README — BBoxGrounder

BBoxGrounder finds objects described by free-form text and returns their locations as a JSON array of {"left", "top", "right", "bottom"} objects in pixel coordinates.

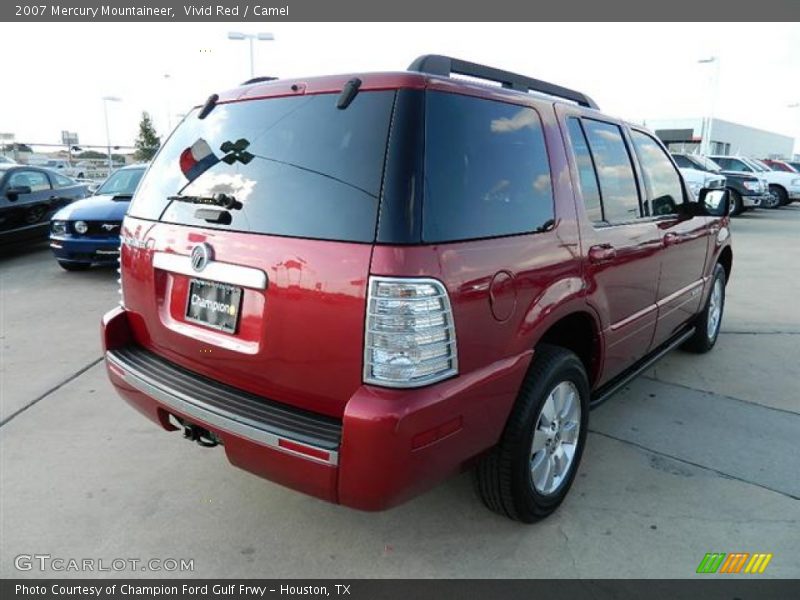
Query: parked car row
[{"left": 671, "top": 152, "right": 800, "bottom": 216}]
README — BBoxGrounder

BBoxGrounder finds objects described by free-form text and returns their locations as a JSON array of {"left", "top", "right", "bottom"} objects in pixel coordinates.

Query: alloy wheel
[{"left": 529, "top": 381, "right": 581, "bottom": 495}]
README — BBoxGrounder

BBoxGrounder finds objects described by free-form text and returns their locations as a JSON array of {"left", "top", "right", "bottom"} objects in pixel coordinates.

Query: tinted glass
[
  {"left": 631, "top": 131, "right": 684, "bottom": 216},
  {"left": 8, "top": 170, "right": 50, "bottom": 192},
  {"left": 129, "top": 91, "right": 396, "bottom": 242},
  {"left": 97, "top": 168, "right": 145, "bottom": 196},
  {"left": 583, "top": 120, "right": 640, "bottom": 222},
  {"left": 566, "top": 118, "right": 602, "bottom": 222},
  {"left": 423, "top": 92, "right": 553, "bottom": 242}
]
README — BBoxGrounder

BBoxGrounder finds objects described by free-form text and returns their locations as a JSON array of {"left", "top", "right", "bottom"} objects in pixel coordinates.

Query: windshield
[
  {"left": 742, "top": 158, "right": 769, "bottom": 172},
  {"left": 129, "top": 91, "right": 396, "bottom": 242},
  {"left": 96, "top": 167, "right": 145, "bottom": 196},
  {"left": 696, "top": 155, "right": 722, "bottom": 172},
  {"left": 677, "top": 154, "right": 721, "bottom": 173}
]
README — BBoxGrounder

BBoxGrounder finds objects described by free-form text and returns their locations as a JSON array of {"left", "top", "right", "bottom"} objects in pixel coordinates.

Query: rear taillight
[{"left": 364, "top": 277, "right": 458, "bottom": 388}]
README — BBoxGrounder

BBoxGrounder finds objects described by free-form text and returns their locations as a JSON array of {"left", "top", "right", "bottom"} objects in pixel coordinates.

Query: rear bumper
[
  {"left": 101, "top": 306, "right": 531, "bottom": 511},
  {"left": 50, "top": 235, "right": 120, "bottom": 264}
]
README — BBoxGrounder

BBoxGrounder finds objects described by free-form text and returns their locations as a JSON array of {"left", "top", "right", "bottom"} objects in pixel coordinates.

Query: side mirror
[
  {"left": 5, "top": 185, "right": 32, "bottom": 201},
  {"left": 698, "top": 188, "right": 729, "bottom": 217}
]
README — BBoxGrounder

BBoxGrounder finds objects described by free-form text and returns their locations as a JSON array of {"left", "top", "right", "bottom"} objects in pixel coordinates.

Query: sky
[{"left": 1, "top": 22, "right": 799, "bottom": 154}]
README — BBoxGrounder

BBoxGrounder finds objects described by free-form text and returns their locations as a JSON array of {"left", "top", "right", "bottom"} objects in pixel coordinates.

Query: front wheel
[
  {"left": 682, "top": 263, "right": 726, "bottom": 353},
  {"left": 474, "top": 344, "right": 590, "bottom": 522},
  {"left": 768, "top": 185, "right": 788, "bottom": 207},
  {"left": 728, "top": 190, "right": 743, "bottom": 216}
]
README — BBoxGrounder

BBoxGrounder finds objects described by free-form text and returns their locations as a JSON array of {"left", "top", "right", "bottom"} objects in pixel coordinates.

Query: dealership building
[{"left": 644, "top": 117, "right": 795, "bottom": 159}]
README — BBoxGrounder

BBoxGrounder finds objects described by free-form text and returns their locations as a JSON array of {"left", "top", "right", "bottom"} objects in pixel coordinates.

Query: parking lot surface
[{"left": 1, "top": 208, "right": 799, "bottom": 578}]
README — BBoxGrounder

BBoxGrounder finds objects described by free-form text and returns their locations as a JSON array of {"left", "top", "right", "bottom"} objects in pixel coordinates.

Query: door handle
[
  {"left": 588, "top": 244, "right": 617, "bottom": 263},
  {"left": 663, "top": 232, "right": 681, "bottom": 246}
]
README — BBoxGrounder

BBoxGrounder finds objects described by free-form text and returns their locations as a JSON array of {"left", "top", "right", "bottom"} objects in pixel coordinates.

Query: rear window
[
  {"left": 129, "top": 91, "right": 396, "bottom": 242},
  {"left": 422, "top": 92, "right": 554, "bottom": 242}
]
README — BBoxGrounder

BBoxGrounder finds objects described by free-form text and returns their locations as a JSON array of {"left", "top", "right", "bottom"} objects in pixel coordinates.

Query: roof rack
[
  {"left": 407, "top": 55, "right": 599, "bottom": 110},
  {"left": 241, "top": 76, "right": 279, "bottom": 85}
]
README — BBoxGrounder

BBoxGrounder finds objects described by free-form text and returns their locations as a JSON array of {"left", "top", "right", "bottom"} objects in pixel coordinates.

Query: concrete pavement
[{"left": 1, "top": 207, "right": 798, "bottom": 578}]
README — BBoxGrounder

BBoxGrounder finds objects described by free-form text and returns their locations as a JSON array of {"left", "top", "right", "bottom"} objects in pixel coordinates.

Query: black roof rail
[
  {"left": 241, "top": 76, "right": 279, "bottom": 85},
  {"left": 407, "top": 54, "right": 599, "bottom": 110}
]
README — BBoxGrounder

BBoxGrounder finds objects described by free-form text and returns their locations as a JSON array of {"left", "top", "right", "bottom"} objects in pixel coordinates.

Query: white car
[
  {"left": 675, "top": 164, "right": 726, "bottom": 200},
  {"left": 710, "top": 155, "right": 800, "bottom": 206}
]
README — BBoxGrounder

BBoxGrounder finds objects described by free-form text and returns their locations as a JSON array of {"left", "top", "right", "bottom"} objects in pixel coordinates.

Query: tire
[
  {"left": 474, "top": 344, "right": 590, "bottom": 522},
  {"left": 58, "top": 261, "right": 90, "bottom": 272},
  {"left": 682, "top": 263, "right": 726, "bottom": 353},
  {"left": 768, "top": 185, "right": 789, "bottom": 207},
  {"left": 728, "top": 190, "right": 743, "bottom": 216}
]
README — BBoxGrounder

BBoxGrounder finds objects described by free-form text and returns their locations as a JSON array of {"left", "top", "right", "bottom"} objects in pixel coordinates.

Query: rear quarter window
[{"left": 422, "top": 92, "right": 554, "bottom": 242}]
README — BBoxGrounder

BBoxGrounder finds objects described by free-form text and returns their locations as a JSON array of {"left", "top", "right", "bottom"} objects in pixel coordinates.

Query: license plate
[{"left": 185, "top": 279, "right": 243, "bottom": 334}]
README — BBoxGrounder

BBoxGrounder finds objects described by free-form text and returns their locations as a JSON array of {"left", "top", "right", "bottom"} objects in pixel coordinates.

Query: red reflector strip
[
  {"left": 278, "top": 438, "right": 331, "bottom": 462},
  {"left": 412, "top": 416, "right": 463, "bottom": 450}
]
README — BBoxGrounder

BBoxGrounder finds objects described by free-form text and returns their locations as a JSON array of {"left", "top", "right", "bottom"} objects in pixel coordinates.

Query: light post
[
  {"left": 698, "top": 57, "right": 719, "bottom": 156},
  {"left": 227, "top": 31, "right": 275, "bottom": 79},
  {"left": 789, "top": 103, "right": 800, "bottom": 160},
  {"left": 164, "top": 74, "right": 173, "bottom": 131},
  {"left": 102, "top": 95, "right": 121, "bottom": 171}
]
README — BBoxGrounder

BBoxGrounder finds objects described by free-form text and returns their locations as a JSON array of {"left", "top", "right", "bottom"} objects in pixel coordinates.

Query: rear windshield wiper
[{"left": 167, "top": 193, "right": 242, "bottom": 210}]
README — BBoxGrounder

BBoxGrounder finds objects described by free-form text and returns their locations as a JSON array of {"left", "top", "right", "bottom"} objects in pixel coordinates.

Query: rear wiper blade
[{"left": 167, "top": 193, "right": 241, "bottom": 210}]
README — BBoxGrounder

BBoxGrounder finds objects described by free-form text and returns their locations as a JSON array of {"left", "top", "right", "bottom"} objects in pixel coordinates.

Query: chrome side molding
[{"left": 153, "top": 251, "right": 268, "bottom": 290}]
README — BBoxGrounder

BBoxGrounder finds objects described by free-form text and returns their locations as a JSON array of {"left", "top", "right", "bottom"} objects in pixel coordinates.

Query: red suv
[{"left": 102, "top": 56, "right": 732, "bottom": 522}]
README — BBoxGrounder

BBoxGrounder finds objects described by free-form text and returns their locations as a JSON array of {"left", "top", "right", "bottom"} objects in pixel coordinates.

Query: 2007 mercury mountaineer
[{"left": 103, "top": 56, "right": 732, "bottom": 522}]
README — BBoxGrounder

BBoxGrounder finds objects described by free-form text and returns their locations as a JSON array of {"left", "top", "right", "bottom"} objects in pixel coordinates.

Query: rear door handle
[
  {"left": 588, "top": 244, "right": 617, "bottom": 263},
  {"left": 663, "top": 232, "right": 681, "bottom": 246}
]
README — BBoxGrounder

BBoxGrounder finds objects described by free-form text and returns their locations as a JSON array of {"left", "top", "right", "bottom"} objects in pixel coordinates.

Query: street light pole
[
  {"left": 698, "top": 57, "right": 719, "bottom": 156},
  {"left": 227, "top": 31, "right": 275, "bottom": 79},
  {"left": 788, "top": 103, "right": 800, "bottom": 160},
  {"left": 102, "top": 96, "right": 121, "bottom": 171},
  {"left": 164, "top": 74, "right": 173, "bottom": 131}
]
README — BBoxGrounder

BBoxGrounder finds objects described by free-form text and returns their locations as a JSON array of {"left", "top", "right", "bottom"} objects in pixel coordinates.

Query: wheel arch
[
  {"left": 534, "top": 310, "right": 602, "bottom": 388},
  {"left": 718, "top": 245, "right": 733, "bottom": 284}
]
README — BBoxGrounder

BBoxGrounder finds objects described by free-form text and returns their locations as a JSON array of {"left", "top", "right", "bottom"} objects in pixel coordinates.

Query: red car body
[
  {"left": 761, "top": 159, "right": 798, "bottom": 173},
  {"left": 102, "top": 61, "right": 732, "bottom": 511}
]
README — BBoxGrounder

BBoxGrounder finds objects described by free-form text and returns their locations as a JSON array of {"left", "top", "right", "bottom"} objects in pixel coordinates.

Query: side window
[
  {"left": 565, "top": 118, "right": 603, "bottom": 222},
  {"left": 630, "top": 130, "right": 684, "bottom": 216},
  {"left": 423, "top": 92, "right": 554, "bottom": 242},
  {"left": 52, "top": 173, "right": 76, "bottom": 188},
  {"left": 582, "top": 119, "right": 641, "bottom": 223},
  {"left": 8, "top": 170, "right": 51, "bottom": 192}
]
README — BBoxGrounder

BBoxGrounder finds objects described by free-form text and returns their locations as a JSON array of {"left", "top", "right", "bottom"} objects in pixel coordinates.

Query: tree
[{"left": 134, "top": 112, "right": 161, "bottom": 161}]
